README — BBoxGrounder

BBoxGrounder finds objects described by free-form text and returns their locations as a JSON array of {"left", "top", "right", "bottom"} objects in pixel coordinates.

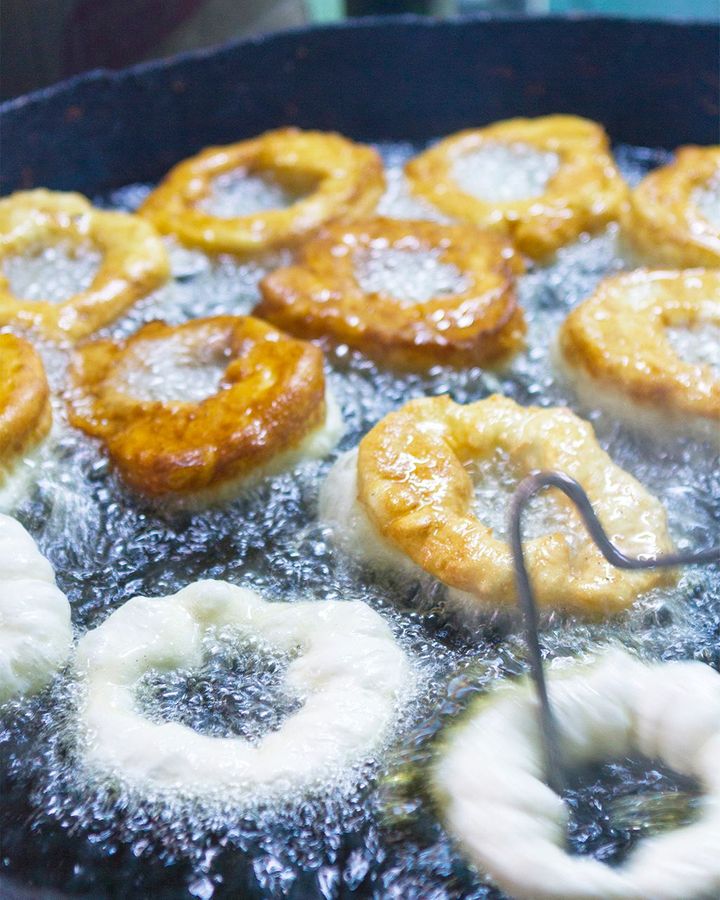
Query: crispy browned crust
[
  {"left": 256, "top": 217, "right": 526, "bottom": 370},
  {"left": 0, "top": 333, "right": 52, "bottom": 468},
  {"left": 625, "top": 146, "right": 720, "bottom": 268},
  {"left": 405, "top": 115, "right": 629, "bottom": 260},
  {"left": 67, "top": 316, "right": 327, "bottom": 497},
  {"left": 357, "top": 394, "right": 675, "bottom": 617},
  {"left": 559, "top": 268, "right": 720, "bottom": 430},
  {"left": 139, "top": 128, "right": 386, "bottom": 255},
  {"left": 0, "top": 190, "right": 170, "bottom": 343}
]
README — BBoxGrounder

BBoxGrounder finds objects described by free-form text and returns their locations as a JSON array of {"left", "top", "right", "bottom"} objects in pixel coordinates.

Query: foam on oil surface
[
  {"left": 3, "top": 242, "right": 102, "bottom": 302},
  {"left": 354, "top": 246, "right": 471, "bottom": 302},
  {"left": 113, "top": 334, "right": 229, "bottom": 403},
  {"left": 451, "top": 142, "right": 560, "bottom": 203},
  {"left": 692, "top": 173, "right": 720, "bottom": 230},
  {"left": 1, "top": 143, "right": 718, "bottom": 900},
  {"left": 666, "top": 322, "right": 720, "bottom": 378},
  {"left": 197, "top": 170, "right": 300, "bottom": 218},
  {"left": 137, "top": 630, "right": 303, "bottom": 742},
  {"left": 468, "top": 450, "right": 579, "bottom": 547}
]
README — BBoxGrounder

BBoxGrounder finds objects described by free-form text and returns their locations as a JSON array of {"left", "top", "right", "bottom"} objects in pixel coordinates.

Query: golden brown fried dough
[
  {"left": 139, "top": 129, "right": 385, "bottom": 255},
  {"left": 0, "top": 190, "right": 169, "bottom": 343},
  {"left": 0, "top": 333, "right": 51, "bottom": 477},
  {"left": 67, "top": 316, "right": 335, "bottom": 501},
  {"left": 406, "top": 115, "right": 629, "bottom": 259},
  {"left": 257, "top": 217, "right": 525, "bottom": 370},
  {"left": 626, "top": 146, "right": 720, "bottom": 268},
  {"left": 355, "top": 394, "right": 674, "bottom": 616},
  {"left": 559, "top": 268, "right": 720, "bottom": 443}
]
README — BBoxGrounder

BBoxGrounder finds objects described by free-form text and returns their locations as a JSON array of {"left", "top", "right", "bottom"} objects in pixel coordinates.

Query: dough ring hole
[
  {"left": 3, "top": 240, "right": 102, "bottom": 305},
  {"left": 198, "top": 164, "right": 320, "bottom": 219},
  {"left": 353, "top": 243, "right": 473, "bottom": 303},
  {"left": 665, "top": 320, "right": 720, "bottom": 380},
  {"left": 466, "top": 448, "right": 580, "bottom": 548},
  {"left": 137, "top": 629, "right": 303, "bottom": 743},
  {"left": 111, "top": 329, "right": 235, "bottom": 405},
  {"left": 564, "top": 754, "right": 701, "bottom": 864}
]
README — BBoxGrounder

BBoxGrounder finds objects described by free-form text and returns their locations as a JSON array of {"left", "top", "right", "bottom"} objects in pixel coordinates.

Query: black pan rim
[{"left": 1, "top": 12, "right": 717, "bottom": 117}]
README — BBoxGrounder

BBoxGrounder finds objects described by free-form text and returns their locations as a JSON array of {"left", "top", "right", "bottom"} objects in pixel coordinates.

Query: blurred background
[{"left": 1, "top": 0, "right": 718, "bottom": 101}]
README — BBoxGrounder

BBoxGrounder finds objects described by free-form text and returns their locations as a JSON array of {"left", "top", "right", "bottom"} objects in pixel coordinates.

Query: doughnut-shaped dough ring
[
  {"left": 67, "top": 315, "right": 344, "bottom": 501},
  {"left": 405, "top": 115, "right": 629, "bottom": 259},
  {"left": 0, "top": 190, "right": 170, "bottom": 342},
  {"left": 0, "top": 514, "right": 72, "bottom": 703},
  {"left": 320, "top": 395, "right": 674, "bottom": 617},
  {"left": 75, "top": 580, "right": 413, "bottom": 796},
  {"left": 0, "top": 333, "right": 51, "bottom": 483},
  {"left": 257, "top": 218, "right": 526, "bottom": 370},
  {"left": 626, "top": 146, "right": 720, "bottom": 268},
  {"left": 139, "top": 129, "right": 386, "bottom": 255},
  {"left": 433, "top": 649, "right": 720, "bottom": 900},
  {"left": 558, "top": 269, "right": 720, "bottom": 444}
]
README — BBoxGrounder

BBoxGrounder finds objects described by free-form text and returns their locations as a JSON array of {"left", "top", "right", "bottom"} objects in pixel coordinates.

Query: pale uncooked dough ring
[
  {"left": 433, "top": 649, "right": 720, "bottom": 900},
  {"left": 0, "top": 514, "right": 73, "bottom": 703},
  {"left": 75, "top": 580, "right": 413, "bottom": 796}
]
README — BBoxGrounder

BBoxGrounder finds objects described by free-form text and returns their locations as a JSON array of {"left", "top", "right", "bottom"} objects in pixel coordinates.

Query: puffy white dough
[
  {"left": 433, "top": 649, "right": 720, "bottom": 900},
  {"left": 75, "top": 579, "right": 414, "bottom": 797},
  {"left": 319, "top": 448, "right": 420, "bottom": 576},
  {"left": 0, "top": 513, "right": 72, "bottom": 703}
]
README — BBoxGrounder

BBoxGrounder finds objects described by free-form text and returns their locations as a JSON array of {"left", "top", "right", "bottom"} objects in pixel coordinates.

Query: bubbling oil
[
  {"left": 137, "top": 630, "right": 303, "bottom": 743},
  {"left": 451, "top": 142, "right": 560, "bottom": 203},
  {"left": 2, "top": 242, "right": 102, "bottom": 303},
  {"left": 353, "top": 246, "right": 471, "bottom": 303},
  {"left": 666, "top": 322, "right": 720, "bottom": 378},
  {"left": 198, "top": 169, "right": 303, "bottom": 219},
  {"left": 113, "top": 333, "right": 231, "bottom": 404},
  {"left": 0, "top": 143, "right": 718, "bottom": 900},
  {"left": 467, "top": 449, "right": 580, "bottom": 548},
  {"left": 691, "top": 173, "right": 720, "bottom": 230}
]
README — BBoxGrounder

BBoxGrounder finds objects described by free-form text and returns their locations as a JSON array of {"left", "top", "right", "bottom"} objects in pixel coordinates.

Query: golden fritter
[
  {"left": 257, "top": 217, "right": 525, "bottom": 370},
  {"left": 0, "top": 190, "right": 169, "bottom": 343}
]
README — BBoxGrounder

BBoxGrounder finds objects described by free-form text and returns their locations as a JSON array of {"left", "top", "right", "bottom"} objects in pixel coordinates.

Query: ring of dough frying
[
  {"left": 139, "top": 129, "right": 386, "bottom": 255},
  {"left": 67, "top": 315, "right": 344, "bottom": 501},
  {"left": 558, "top": 268, "right": 720, "bottom": 444},
  {"left": 433, "top": 649, "right": 720, "bottom": 900},
  {"left": 320, "top": 394, "right": 674, "bottom": 617},
  {"left": 257, "top": 217, "right": 526, "bottom": 370},
  {"left": 0, "top": 190, "right": 170, "bottom": 342},
  {"left": 626, "top": 146, "right": 720, "bottom": 268},
  {"left": 405, "top": 116, "right": 628, "bottom": 259},
  {"left": 75, "top": 579, "right": 413, "bottom": 796},
  {"left": 0, "top": 333, "right": 51, "bottom": 486}
]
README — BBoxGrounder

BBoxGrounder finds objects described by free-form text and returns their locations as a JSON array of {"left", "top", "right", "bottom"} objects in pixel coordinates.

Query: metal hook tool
[{"left": 508, "top": 470, "right": 720, "bottom": 795}]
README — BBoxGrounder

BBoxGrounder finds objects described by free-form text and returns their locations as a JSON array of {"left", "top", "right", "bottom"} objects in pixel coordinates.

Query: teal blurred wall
[{"left": 548, "top": 0, "right": 719, "bottom": 18}]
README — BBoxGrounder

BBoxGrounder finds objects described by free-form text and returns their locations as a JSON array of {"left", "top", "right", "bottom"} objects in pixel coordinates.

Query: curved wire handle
[{"left": 508, "top": 470, "right": 720, "bottom": 795}]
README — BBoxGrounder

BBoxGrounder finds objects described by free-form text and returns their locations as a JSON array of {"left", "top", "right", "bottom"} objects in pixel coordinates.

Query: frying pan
[{"left": 0, "top": 14, "right": 718, "bottom": 899}]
